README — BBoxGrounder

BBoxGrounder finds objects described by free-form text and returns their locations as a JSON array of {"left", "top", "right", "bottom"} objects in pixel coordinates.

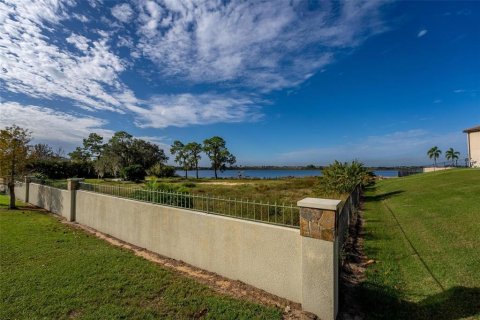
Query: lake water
[{"left": 176, "top": 169, "right": 399, "bottom": 179}]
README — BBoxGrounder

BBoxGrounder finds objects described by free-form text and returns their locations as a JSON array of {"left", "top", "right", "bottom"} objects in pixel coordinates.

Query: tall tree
[
  {"left": 185, "top": 142, "right": 202, "bottom": 179},
  {"left": 130, "top": 139, "right": 168, "bottom": 170},
  {"left": 427, "top": 146, "right": 442, "bottom": 168},
  {"left": 83, "top": 133, "right": 104, "bottom": 160},
  {"left": 170, "top": 141, "right": 189, "bottom": 178},
  {"left": 0, "top": 125, "right": 32, "bottom": 209},
  {"left": 445, "top": 148, "right": 460, "bottom": 166},
  {"left": 203, "top": 136, "right": 236, "bottom": 179},
  {"left": 68, "top": 147, "right": 89, "bottom": 162},
  {"left": 30, "top": 143, "right": 54, "bottom": 160}
]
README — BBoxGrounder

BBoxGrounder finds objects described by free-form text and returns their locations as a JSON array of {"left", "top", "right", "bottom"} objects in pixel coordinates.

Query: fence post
[
  {"left": 297, "top": 197, "right": 342, "bottom": 320},
  {"left": 66, "top": 178, "right": 83, "bottom": 222},
  {"left": 24, "top": 176, "right": 31, "bottom": 203}
]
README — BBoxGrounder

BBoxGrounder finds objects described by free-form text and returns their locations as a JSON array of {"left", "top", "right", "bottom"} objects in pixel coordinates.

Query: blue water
[{"left": 175, "top": 169, "right": 398, "bottom": 179}]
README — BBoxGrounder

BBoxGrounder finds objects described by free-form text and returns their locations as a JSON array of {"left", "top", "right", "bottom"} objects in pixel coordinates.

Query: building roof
[{"left": 463, "top": 125, "right": 480, "bottom": 133}]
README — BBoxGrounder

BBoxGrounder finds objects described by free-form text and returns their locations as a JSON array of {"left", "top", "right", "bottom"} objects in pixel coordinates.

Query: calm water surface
[{"left": 176, "top": 169, "right": 398, "bottom": 179}]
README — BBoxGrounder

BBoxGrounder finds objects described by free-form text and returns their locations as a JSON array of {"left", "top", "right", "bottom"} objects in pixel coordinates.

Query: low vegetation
[
  {"left": 0, "top": 195, "right": 281, "bottom": 319},
  {"left": 85, "top": 176, "right": 324, "bottom": 204},
  {"left": 319, "top": 160, "right": 375, "bottom": 196},
  {"left": 359, "top": 169, "right": 480, "bottom": 319}
]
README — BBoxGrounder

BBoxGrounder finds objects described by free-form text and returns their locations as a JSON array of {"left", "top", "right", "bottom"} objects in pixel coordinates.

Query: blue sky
[{"left": 0, "top": 0, "right": 479, "bottom": 166}]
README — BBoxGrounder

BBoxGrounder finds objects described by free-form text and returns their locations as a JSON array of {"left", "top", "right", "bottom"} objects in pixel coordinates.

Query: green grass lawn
[
  {"left": 0, "top": 195, "right": 281, "bottom": 319},
  {"left": 360, "top": 169, "right": 480, "bottom": 319}
]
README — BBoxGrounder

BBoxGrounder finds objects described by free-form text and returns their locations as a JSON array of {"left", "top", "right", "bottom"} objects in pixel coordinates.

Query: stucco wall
[
  {"left": 75, "top": 190, "right": 303, "bottom": 303},
  {"left": 29, "top": 183, "right": 71, "bottom": 218},
  {"left": 468, "top": 131, "right": 480, "bottom": 167},
  {"left": 14, "top": 183, "right": 26, "bottom": 202}
]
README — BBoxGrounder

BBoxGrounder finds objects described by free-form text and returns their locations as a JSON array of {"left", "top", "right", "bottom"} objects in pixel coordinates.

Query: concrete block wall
[
  {"left": 17, "top": 178, "right": 361, "bottom": 320},
  {"left": 14, "top": 183, "right": 26, "bottom": 202},
  {"left": 75, "top": 190, "right": 303, "bottom": 303},
  {"left": 28, "top": 183, "right": 71, "bottom": 219}
]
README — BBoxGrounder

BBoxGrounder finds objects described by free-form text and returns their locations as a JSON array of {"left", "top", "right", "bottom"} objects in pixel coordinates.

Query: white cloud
[
  {"left": 0, "top": 0, "right": 392, "bottom": 133},
  {"left": 134, "top": 0, "right": 388, "bottom": 91},
  {"left": 0, "top": 101, "right": 114, "bottom": 146},
  {"left": 0, "top": 0, "right": 128, "bottom": 112},
  {"left": 417, "top": 29, "right": 428, "bottom": 37},
  {"left": 128, "top": 93, "right": 263, "bottom": 128},
  {"left": 111, "top": 3, "right": 134, "bottom": 23},
  {"left": 278, "top": 129, "right": 466, "bottom": 166},
  {"left": 66, "top": 33, "right": 90, "bottom": 51}
]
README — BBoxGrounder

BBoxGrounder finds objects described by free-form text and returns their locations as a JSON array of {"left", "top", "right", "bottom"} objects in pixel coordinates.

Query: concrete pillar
[
  {"left": 297, "top": 198, "right": 342, "bottom": 320},
  {"left": 66, "top": 178, "right": 83, "bottom": 222},
  {"left": 24, "top": 176, "right": 31, "bottom": 203}
]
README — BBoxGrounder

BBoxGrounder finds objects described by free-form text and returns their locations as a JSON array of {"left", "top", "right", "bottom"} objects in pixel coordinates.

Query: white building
[{"left": 464, "top": 125, "right": 480, "bottom": 168}]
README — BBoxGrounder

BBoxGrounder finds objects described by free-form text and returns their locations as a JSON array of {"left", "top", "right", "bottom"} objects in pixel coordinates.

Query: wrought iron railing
[
  {"left": 78, "top": 182, "right": 300, "bottom": 228},
  {"left": 30, "top": 178, "right": 68, "bottom": 190}
]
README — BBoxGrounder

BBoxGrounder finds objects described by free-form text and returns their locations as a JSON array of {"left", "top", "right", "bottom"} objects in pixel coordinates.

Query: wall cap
[{"left": 297, "top": 198, "right": 342, "bottom": 211}]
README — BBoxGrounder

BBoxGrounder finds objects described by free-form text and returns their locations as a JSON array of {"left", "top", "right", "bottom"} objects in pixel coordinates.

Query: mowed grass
[
  {"left": 360, "top": 169, "right": 480, "bottom": 319},
  {"left": 0, "top": 195, "right": 281, "bottom": 319}
]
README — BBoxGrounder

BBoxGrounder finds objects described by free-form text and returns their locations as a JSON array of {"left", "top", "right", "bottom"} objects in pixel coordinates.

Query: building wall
[
  {"left": 468, "top": 131, "right": 480, "bottom": 167},
  {"left": 75, "top": 190, "right": 303, "bottom": 303},
  {"left": 28, "top": 183, "right": 71, "bottom": 218}
]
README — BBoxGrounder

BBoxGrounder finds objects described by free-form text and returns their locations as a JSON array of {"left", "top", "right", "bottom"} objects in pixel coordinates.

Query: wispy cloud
[
  {"left": 0, "top": 0, "right": 391, "bottom": 137},
  {"left": 0, "top": 0, "right": 127, "bottom": 112},
  {"left": 134, "top": 0, "right": 388, "bottom": 91},
  {"left": 129, "top": 93, "right": 263, "bottom": 128},
  {"left": 111, "top": 3, "right": 134, "bottom": 23},
  {"left": 417, "top": 29, "right": 428, "bottom": 38}
]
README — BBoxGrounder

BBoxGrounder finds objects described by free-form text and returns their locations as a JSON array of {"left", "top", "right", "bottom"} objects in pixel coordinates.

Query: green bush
[
  {"left": 134, "top": 178, "right": 192, "bottom": 207},
  {"left": 146, "top": 163, "right": 177, "bottom": 178},
  {"left": 320, "top": 160, "right": 375, "bottom": 195},
  {"left": 182, "top": 182, "right": 196, "bottom": 188},
  {"left": 28, "top": 159, "right": 95, "bottom": 179},
  {"left": 121, "top": 165, "right": 146, "bottom": 182}
]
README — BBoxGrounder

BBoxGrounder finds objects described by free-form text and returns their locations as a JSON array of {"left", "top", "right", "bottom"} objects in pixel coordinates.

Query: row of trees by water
[{"left": 1, "top": 125, "right": 237, "bottom": 185}]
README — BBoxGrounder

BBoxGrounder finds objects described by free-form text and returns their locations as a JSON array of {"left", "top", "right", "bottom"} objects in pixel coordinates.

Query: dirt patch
[
  {"left": 338, "top": 202, "right": 368, "bottom": 320},
  {"left": 199, "top": 182, "right": 251, "bottom": 186},
  {"left": 62, "top": 220, "right": 316, "bottom": 319}
]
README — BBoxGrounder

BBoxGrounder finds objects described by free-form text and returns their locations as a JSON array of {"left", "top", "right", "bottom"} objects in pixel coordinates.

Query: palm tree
[
  {"left": 427, "top": 146, "right": 442, "bottom": 168},
  {"left": 445, "top": 148, "right": 460, "bottom": 166}
]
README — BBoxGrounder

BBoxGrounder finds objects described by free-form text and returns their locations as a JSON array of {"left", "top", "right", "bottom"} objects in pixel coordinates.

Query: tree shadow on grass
[
  {"left": 363, "top": 190, "right": 405, "bottom": 203},
  {"left": 358, "top": 284, "right": 480, "bottom": 320}
]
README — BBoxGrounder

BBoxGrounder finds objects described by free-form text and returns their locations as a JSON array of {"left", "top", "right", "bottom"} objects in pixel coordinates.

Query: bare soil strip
[{"left": 338, "top": 204, "right": 368, "bottom": 320}]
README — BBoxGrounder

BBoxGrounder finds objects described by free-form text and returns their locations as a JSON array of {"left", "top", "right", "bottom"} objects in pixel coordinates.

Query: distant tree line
[
  {"left": 1, "top": 125, "right": 236, "bottom": 196},
  {"left": 69, "top": 133, "right": 236, "bottom": 180}
]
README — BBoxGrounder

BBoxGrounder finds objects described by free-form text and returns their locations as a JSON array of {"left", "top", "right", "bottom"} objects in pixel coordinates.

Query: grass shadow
[{"left": 358, "top": 284, "right": 480, "bottom": 319}]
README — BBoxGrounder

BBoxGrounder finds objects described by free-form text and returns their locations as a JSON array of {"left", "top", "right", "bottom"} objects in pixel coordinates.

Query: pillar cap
[{"left": 297, "top": 198, "right": 342, "bottom": 211}]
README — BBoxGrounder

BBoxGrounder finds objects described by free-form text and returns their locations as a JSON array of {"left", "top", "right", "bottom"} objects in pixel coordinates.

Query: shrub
[
  {"left": 121, "top": 165, "right": 146, "bottom": 182},
  {"left": 182, "top": 182, "right": 196, "bottom": 188},
  {"left": 134, "top": 178, "right": 192, "bottom": 207},
  {"left": 28, "top": 159, "right": 95, "bottom": 179},
  {"left": 146, "top": 163, "right": 177, "bottom": 178},
  {"left": 320, "top": 160, "right": 375, "bottom": 195}
]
